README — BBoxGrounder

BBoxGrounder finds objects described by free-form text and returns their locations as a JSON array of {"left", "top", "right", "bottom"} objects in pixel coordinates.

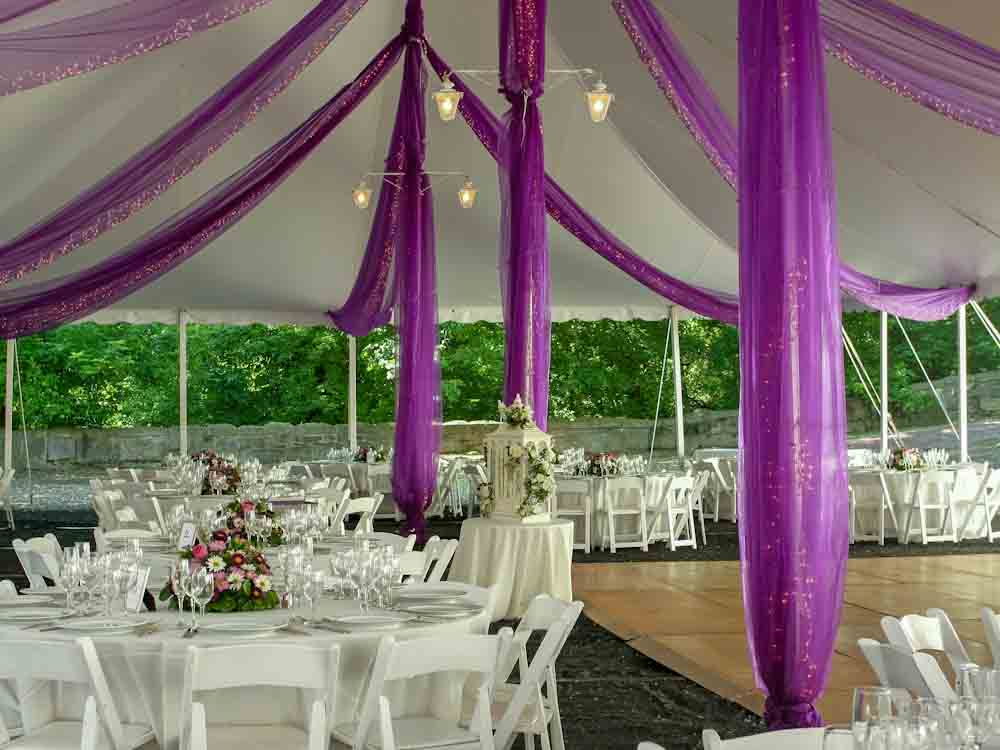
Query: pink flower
[
  {"left": 214, "top": 572, "right": 228, "bottom": 592},
  {"left": 191, "top": 543, "right": 208, "bottom": 561},
  {"left": 208, "top": 540, "right": 226, "bottom": 553},
  {"left": 240, "top": 500, "right": 255, "bottom": 513}
]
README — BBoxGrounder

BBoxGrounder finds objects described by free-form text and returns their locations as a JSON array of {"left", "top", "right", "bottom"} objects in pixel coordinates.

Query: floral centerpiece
[
  {"left": 576, "top": 452, "right": 622, "bottom": 477},
  {"left": 221, "top": 497, "right": 285, "bottom": 547},
  {"left": 477, "top": 481, "right": 495, "bottom": 517},
  {"left": 158, "top": 528, "right": 279, "bottom": 612},
  {"left": 498, "top": 395, "right": 533, "bottom": 429},
  {"left": 887, "top": 447, "right": 925, "bottom": 471},
  {"left": 353, "top": 445, "right": 389, "bottom": 463},
  {"left": 192, "top": 449, "right": 241, "bottom": 495}
]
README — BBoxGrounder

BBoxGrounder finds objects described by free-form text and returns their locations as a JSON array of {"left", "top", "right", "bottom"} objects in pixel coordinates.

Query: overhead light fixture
[
  {"left": 352, "top": 180, "right": 372, "bottom": 209},
  {"left": 457, "top": 178, "right": 477, "bottom": 208},
  {"left": 585, "top": 80, "right": 614, "bottom": 123},
  {"left": 432, "top": 75, "right": 463, "bottom": 122}
]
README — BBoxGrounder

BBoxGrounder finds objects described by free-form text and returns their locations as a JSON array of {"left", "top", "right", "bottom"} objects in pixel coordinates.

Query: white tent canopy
[{"left": 0, "top": 0, "right": 998, "bottom": 327}]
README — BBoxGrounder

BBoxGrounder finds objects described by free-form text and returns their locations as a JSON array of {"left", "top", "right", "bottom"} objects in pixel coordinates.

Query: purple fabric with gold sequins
[
  {"left": 0, "top": 36, "right": 403, "bottom": 338},
  {"left": 737, "top": 0, "right": 848, "bottom": 728},
  {"left": 0, "top": 0, "right": 369, "bottom": 285}
]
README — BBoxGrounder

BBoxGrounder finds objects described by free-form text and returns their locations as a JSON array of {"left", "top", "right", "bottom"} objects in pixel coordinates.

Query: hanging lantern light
[
  {"left": 585, "top": 80, "right": 614, "bottom": 123},
  {"left": 352, "top": 179, "right": 372, "bottom": 209},
  {"left": 457, "top": 178, "right": 477, "bottom": 209},
  {"left": 433, "top": 75, "right": 463, "bottom": 122}
]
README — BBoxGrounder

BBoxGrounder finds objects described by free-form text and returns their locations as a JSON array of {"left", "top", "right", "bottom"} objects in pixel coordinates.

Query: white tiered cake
[{"left": 485, "top": 422, "right": 553, "bottom": 524}]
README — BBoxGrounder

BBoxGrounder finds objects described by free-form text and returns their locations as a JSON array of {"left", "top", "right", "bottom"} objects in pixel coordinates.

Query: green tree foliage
[{"left": 3, "top": 300, "right": 999, "bottom": 429}]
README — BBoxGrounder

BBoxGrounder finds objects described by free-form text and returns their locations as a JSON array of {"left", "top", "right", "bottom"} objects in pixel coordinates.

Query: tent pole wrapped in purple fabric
[
  {"left": 0, "top": 0, "right": 369, "bottom": 285},
  {"left": 613, "top": 0, "right": 974, "bottom": 321},
  {"left": 424, "top": 44, "right": 740, "bottom": 325},
  {"left": 386, "top": 0, "right": 441, "bottom": 540},
  {"left": 0, "top": 35, "right": 404, "bottom": 338},
  {"left": 738, "top": 0, "right": 849, "bottom": 728},
  {"left": 0, "top": 0, "right": 283, "bottom": 96},
  {"left": 497, "top": 0, "right": 551, "bottom": 430}
]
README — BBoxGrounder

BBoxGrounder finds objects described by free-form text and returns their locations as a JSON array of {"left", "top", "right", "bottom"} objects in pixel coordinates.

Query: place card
[
  {"left": 126, "top": 567, "right": 151, "bottom": 613},
  {"left": 177, "top": 522, "right": 196, "bottom": 550}
]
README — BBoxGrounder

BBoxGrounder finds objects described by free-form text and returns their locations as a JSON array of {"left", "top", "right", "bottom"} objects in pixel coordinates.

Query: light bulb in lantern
[
  {"left": 457, "top": 179, "right": 477, "bottom": 209},
  {"left": 433, "top": 76, "right": 463, "bottom": 122},
  {"left": 585, "top": 80, "right": 614, "bottom": 123},
  {"left": 352, "top": 180, "right": 372, "bottom": 209}
]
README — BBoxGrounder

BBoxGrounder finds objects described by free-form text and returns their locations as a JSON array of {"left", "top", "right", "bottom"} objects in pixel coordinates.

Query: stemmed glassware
[
  {"left": 56, "top": 554, "right": 79, "bottom": 613},
  {"left": 303, "top": 569, "right": 324, "bottom": 622},
  {"left": 852, "top": 686, "right": 901, "bottom": 750},
  {"left": 188, "top": 570, "right": 214, "bottom": 631}
]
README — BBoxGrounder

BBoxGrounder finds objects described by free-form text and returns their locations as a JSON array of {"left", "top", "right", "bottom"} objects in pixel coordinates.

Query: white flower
[
  {"left": 205, "top": 556, "right": 225, "bottom": 572},
  {"left": 255, "top": 575, "right": 272, "bottom": 592},
  {"left": 240, "top": 563, "right": 256, "bottom": 573},
  {"left": 509, "top": 445, "right": 524, "bottom": 460},
  {"left": 227, "top": 570, "right": 246, "bottom": 590},
  {"left": 477, "top": 482, "right": 492, "bottom": 500}
]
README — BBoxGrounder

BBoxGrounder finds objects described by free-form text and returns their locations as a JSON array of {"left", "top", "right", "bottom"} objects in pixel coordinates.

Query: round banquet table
[
  {"left": 0, "top": 583, "right": 487, "bottom": 750},
  {"left": 448, "top": 517, "right": 573, "bottom": 619}
]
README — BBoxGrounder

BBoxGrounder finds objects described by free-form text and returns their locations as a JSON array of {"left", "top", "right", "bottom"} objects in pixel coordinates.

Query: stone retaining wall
[{"left": 0, "top": 395, "right": 879, "bottom": 468}]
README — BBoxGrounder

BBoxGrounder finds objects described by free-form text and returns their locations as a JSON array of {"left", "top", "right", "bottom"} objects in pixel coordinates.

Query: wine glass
[
  {"left": 303, "top": 569, "right": 324, "bottom": 623},
  {"left": 188, "top": 570, "right": 214, "bottom": 631},
  {"left": 177, "top": 561, "right": 196, "bottom": 628},
  {"left": 851, "top": 686, "right": 897, "bottom": 750},
  {"left": 111, "top": 565, "right": 132, "bottom": 617},
  {"left": 958, "top": 664, "right": 983, "bottom": 700},
  {"left": 55, "top": 557, "right": 78, "bottom": 613}
]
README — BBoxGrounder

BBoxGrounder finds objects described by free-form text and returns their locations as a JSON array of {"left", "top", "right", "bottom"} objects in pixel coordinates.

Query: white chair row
[
  {"left": 0, "top": 592, "right": 581, "bottom": 750},
  {"left": 554, "top": 471, "right": 712, "bottom": 554}
]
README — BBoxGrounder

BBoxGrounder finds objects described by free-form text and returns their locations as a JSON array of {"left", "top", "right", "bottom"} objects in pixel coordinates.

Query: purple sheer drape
[
  {"left": 425, "top": 45, "right": 739, "bottom": 325},
  {"left": 330, "top": 0, "right": 440, "bottom": 539},
  {"left": 822, "top": 0, "right": 1000, "bottom": 136},
  {"left": 497, "top": 0, "right": 551, "bottom": 431},
  {"left": 0, "top": 0, "right": 279, "bottom": 95},
  {"left": 0, "top": 36, "right": 403, "bottom": 338},
  {"left": 738, "top": 0, "right": 848, "bottom": 729},
  {"left": 0, "top": 0, "right": 368, "bottom": 285},
  {"left": 613, "top": 0, "right": 974, "bottom": 322}
]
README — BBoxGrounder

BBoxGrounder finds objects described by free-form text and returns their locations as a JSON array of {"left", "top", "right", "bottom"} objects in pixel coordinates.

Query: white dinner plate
[
  {"left": 324, "top": 613, "right": 415, "bottom": 631},
  {"left": 398, "top": 603, "right": 483, "bottom": 620},
  {"left": 197, "top": 618, "right": 289, "bottom": 636},
  {"left": 395, "top": 591, "right": 463, "bottom": 604},
  {"left": 0, "top": 607, "right": 68, "bottom": 622},
  {"left": 20, "top": 587, "right": 65, "bottom": 595},
  {"left": 55, "top": 618, "right": 151, "bottom": 634},
  {"left": 0, "top": 595, "right": 53, "bottom": 606}
]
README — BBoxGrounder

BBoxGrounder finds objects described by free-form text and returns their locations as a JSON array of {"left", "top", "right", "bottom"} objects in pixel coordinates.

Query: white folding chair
[
  {"left": 464, "top": 463, "right": 489, "bottom": 519},
  {"left": 0, "top": 468, "right": 15, "bottom": 530},
  {"left": 852, "top": 475, "right": 899, "bottom": 546},
  {"left": 0, "top": 638, "right": 155, "bottom": 750},
  {"left": 421, "top": 537, "right": 458, "bottom": 582},
  {"left": 470, "top": 596, "right": 583, "bottom": 750},
  {"left": 426, "top": 459, "right": 463, "bottom": 520},
  {"left": 981, "top": 608, "right": 1000, "bottom": 668},
  {"left": 336, "top": 633, "right": 509, "bottom": 750},
  {"left": 180, "top": 642, "right": 339, "bottom": 750},
  {"left": 600, "top": 477, "right": 647, "bottom": 553},
  {"left": 688, "top": 471, "right": 712, "bottom": 545},
  {"left": 397, "top": 551, "right": 427, "bottom": 584},
  {"left": 644, "top": 475, "right": 699, "bottom": 551},
  {"left": 0, "top": 579, "right": 17, "bottom": 598},
  {"left": 899, "top": 470, "right": 958, "bottom": 544},
  {"left": 957, "top": 466, "right": 1000, "bottom": 541},
  {"left": 857, "top": 639, "right": 956, "bottom": 703},
  {"left": 331, "top": 494, "right": 378, "bottom": 536},
  {"left": 364, "top": 532, "right": 417, "bottom": 554},
  {"left": 691, "top": 461, "right": 719, "bottom": 523},
  {"left": 12, "top": 539, "right": 59, "bottom": 588},
  {"left": 552, "top": 479, "right": 592, "bottom": 554},
  {"left": 881, "top": 610, "right": 971, "bottom": 675}
]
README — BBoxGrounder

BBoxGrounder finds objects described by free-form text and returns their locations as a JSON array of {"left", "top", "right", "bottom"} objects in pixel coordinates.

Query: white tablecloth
[
  {"left": 448, "top": 518, "right": 573, "bottom": 619},
  {"left": 1, "top": 583, "right": 487, "bottom": 750},
  {"left": 848, "top": 466, "right": 984, "bottom": 540}
]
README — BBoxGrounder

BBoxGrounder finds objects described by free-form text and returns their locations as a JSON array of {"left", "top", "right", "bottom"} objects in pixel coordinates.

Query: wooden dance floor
[{"left": 573, "top": 554, "right": 1000, "bottom": 724}]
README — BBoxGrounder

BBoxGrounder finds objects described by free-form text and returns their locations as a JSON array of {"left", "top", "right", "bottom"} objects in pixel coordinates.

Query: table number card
[
  {"left": 177, "top": 522, "right": 196, "bottom": 550},
  {"left": 126, "top": 566, "right": 151, "bottom": 613}
]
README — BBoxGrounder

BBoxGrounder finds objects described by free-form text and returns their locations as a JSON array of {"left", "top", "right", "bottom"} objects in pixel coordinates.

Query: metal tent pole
[
  {"left": 178, "top": 310, "right": 188, "bottom": 456},
  {"left": 671, "top": 306, "right": 685, "bottom": 458},
  {"left": 4, "top": 339, "right": 12, "bottom": 474},
  {"left": 959, "top": 305, "right": 969, "bottom": 462},
  {"left": 348, "top": 335, "right": 358, "bottom": 451}
]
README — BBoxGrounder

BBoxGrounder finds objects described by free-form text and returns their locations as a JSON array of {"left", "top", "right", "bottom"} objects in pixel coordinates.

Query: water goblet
[
  {"left": 56, "top": 557, "right": 79, "bottom": 613},
  {"left": 189, "top": 571, "right": 214, "bottom": 631},
  {"left": 304, "top": 569, "right": 324, "bottom": 622},
  {"left": 852, "top": 686, "right": 896, "bottom": 750}
]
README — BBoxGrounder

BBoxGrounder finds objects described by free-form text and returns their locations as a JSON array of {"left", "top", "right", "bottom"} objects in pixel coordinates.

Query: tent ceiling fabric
[{"left": 0, "top": 0, "right": 997, "bottom": 326}]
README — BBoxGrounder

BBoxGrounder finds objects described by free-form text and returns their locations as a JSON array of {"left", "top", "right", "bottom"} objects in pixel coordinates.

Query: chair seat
[
  {"left": 202, "top": 724, "right": 309, "bottom": 750},
  {"left": 554, "top": 508, "right": 587, "bottom": 516},
  {"left": 334, "top": 717, "right": 482, "bottom": 750},
  {"left": 11, "top": 721, "right": 155, "bottom": 750},
  {"left": 460, "top": 684, "right": 553, "bottom": 735}
]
